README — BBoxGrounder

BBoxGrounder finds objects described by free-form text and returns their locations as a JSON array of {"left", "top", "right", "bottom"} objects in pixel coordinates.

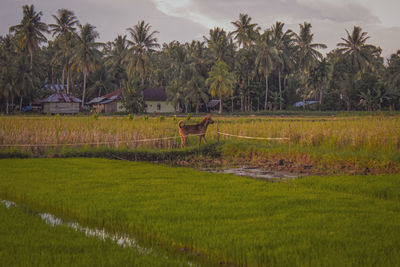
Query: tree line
[{"left": 1, "top": 5, "right": 400, "bottom": 114}]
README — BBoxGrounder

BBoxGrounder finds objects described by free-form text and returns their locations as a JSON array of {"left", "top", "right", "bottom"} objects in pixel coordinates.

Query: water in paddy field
[
  {"left": 1, "top": 199, "right": 197, "bottom": 266},
  {"left": 200, "top": 166, "right": 298, "bottom": 181},
  {"left": 1, "top": 199, "right": 150, "bottom": 254}
]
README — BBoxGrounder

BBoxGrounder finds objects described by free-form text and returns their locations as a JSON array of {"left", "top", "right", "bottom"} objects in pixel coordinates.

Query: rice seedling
[
  {"left": 0, "top": 198, "right": 188, "bottom": 266},
  {"left": 1, "top": 158, "right": 399, "bottom": 266}
]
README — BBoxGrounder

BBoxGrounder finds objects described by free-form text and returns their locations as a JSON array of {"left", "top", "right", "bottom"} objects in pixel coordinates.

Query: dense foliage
[{"left": 1, "top": 6, "right": 400, "bottom": 113}]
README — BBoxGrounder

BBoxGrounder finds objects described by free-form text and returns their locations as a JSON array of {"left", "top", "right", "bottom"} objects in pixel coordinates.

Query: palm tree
[
  {"left": 386, "top": 50, "right": 400, "bottom": 109},
  {"left": 0, "top": 36, "right": 17, "bottom": 114},
  {"left": 126, "top": 21, "right": 160, "bottom": 85},
  {"left": 308, "top": 58, "right": 331, "bottom": 107},
  {"left": 167, "top": 79, "right": 185, "bottom": 112},
  {"left": 9, "top": 5, "right": 49, "bottom": 69},
  {"left": 49, "top": 9, "right": 78, "bottom": 39},
  {"left": 271, "top": 21, "right": 294, "bottom": 109},
  {"left": 71, "top": 23, "right": 102, "bottom": 108},
  {"left": 231, "top": 14, "right": 259, "bottom": 49},
  {"left": 206, "top": 61, "right": 235, "bottom": 113},
  {"left": 255, "top": 30, "right": 278, "bottom": 110},
  {"left": 337, "top": 26, "right": 378, "bottom": 72},
  {"left": 204, "top": 27, "right": 235, "bottom": 65},
  {"left": 104, "top": 35, "right": 129, "bottom": 88},
  {"left": 294, "top": 22, "right": 326, "bottom": 102},
  {"left": 49, "top": 9, "right": 79, "bottom": 93},
  {"left": 294, "top": 22, "right": 326, "bottom": 73}
]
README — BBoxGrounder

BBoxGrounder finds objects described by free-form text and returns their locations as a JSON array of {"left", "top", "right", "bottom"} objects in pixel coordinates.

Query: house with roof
[
  {"left": 41, "top": 92, "right": 82, "bottom": 114},
  {"left": 143, "top": 87, "right": 175, "bottom": 113},
  {"left": 207, "top": 100, "right": 220, "bottom": 113},
  {"left": 87, "top": 89, "right": 126, "bottom": 113}
]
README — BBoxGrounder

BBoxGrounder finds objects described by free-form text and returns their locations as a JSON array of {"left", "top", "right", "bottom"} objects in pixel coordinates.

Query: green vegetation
[
  {"left": 1, "top": 115, "right": 399, "bottom": 174},
  {"left": 2, "top": 5, "right": 400, "bottom": 114},
  {"left": 0, "top": 202, "right": 186, "bottom": 266},
  {"left": 1, "top": 158, "right": 399, "bottom": 266}
]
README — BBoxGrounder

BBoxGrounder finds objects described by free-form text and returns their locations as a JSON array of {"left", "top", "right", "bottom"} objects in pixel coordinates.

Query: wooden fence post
[
  {"left": 288, "top": 123, "right": 291, "bottom": 154},
  {"left": 217, "top": 120, "right": 220, "bottom": 143}
]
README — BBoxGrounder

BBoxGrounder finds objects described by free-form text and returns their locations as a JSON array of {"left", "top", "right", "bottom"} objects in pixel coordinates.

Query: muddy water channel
[{"left": 199, "top": 166, "right": 299, "bottom": 181}]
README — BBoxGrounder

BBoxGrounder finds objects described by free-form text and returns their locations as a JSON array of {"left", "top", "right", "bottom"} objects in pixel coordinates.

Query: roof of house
[
  {"left": 143, "top": 87, "right": 167, "bottom": 101},
  {"left": 207, "top": 99, "right": 220, "bottom": 108},
  {"left": 41, "top": 84, "right": 67, "bottom": 92},
  {"left": 41, "top": 93, "right": 82, "bottom": 103},
  {"left": 295, "top": 101, "right": 319, "bottom": 107},
  {"left": 41, "top": 84, "right": 78, "bottom": 92},
  {"left": 87, "top": 89, "right": 123, "bottom": 105}
]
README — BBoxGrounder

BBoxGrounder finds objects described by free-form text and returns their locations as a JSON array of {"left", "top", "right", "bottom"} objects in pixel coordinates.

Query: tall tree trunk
[
  {"left": 257, "top": 97, "right": 260, "bottom": 112},
  {"left": 67, "top": 67, "right": 70, "bottom": 94},
  {"left": 82, "top": 72, "right": 87, "bottom": 108},
  {"left": 319, "top": 86, "right": 323, "bottom": 110},
  {"left": 51, "top": 66, "right": 54, "bottom": 85},
  {"left": 231, "top": 97, "right": 234, "bottom": 112},
  {"left": 62, "top": 68, "right": 65, "bottom": 87},
  {"left": 30, "top": 51, "right": 33, "bottom": 70},
  {"left": 6, "top": 99, "right": 9, "bottom": 115},
  {"left": 20, "top": 96, "right": 23, "bottom": 111},
  {"left": 241, "top": 95, "right": 244, "bottom": 112},
  {"left": 196, "top": 101, "right": 199, "bottom": 113},
  {"left": 219, "top": 97, "right": 222, "bottom": 114},
  {"left": 264, "top": 73, "right": 269, "bottom": 110},
  {"left": 278, "top": 69, "right": 282, "bottom": 110}
]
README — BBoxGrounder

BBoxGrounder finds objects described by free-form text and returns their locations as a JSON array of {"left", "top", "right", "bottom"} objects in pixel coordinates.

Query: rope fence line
[
  {"left": 216, "top": 131, "right": 289, "bottom": 140},
  {"left": 0, "top": 131, "right": 290, "bottom": 147}
]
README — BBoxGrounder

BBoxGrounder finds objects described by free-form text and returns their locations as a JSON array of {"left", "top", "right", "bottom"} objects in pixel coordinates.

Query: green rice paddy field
[
  {"left": 1, "top": 158, "right": 400, "bottom": 266},
  {"left": 0, "top": 203, "right": 184, "bottom": 267}
]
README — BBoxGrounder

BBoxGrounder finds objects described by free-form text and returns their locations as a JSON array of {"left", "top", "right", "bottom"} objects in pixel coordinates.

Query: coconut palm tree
[
  {"left": 126, "top": 21, "right": 160, "bottom": 86},
  {"left": 255, "top": 30, "right": 278, "bottom": 110},
  {"left": 271, "top": 21, "right": 294, "bottom": 109},
  {"left": 9, "top": 4, "right": 49, "bottom": 69},
  {"left": 206, "top": 61, "right": 235, "bottom": 113},
  {"left": 294, "top": 22, "right": 326, "bottom": 103},
  {"left": 231, "top": 13, "right": 259, "bottom": 49},
  {"left": 386, "top": 50, "right": 400, "bottom": 109},
  {"left": 294, "top": 22, "right": 326, "bottom": 73},
  {"left": 104, "top": 35, "right": 129, "bottom": 88},
  {"left": 49, "top": 9, "right": 79, "bottom": 93},
  {"left": 308, "top": 58, "right": 331, "bottom": 107},
  {"left": 71, "top": 23, "right": 102, "bottom": 108},
  {"left": 49, "top": 9, "right": 78, "bottom": 39},
  {"left": 204, "top": 27, "right": 235, "bottom": 65},
  {"left": 337, "top": 26, "right": 379, "bottom": 72}
]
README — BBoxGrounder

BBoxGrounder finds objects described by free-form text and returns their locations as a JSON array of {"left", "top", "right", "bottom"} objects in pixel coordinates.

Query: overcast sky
[{"left": 1, "top": 0, "right": 399, "bottom": 59}]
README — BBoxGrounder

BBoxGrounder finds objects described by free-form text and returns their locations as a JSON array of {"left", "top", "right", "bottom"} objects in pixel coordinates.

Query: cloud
[
  {"left": 295, "top": 0, "right": 380, "bottom": 24},
  {"left": 1, "top": 0, "right": 398, "bottom": 57},
  {"left": 152, "top": 0, "right": 231, "bottom": 30}
]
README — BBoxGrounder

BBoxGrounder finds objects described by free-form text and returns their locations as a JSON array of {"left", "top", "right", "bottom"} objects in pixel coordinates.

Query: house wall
[
  {"left": 117, "top": 101, "right": 126, "bottom": 112},
  {"left": 43, "top": 103, "right": 80, "bottom": 114},
  {"left": 104, "top": 102, "right": 117, "bottom": 113},
  {"left": 93, "top": 104, "right": 104, "bottom": 113},
  {"left": 144, "top": 101, "right": 175, "bottom": 113}
]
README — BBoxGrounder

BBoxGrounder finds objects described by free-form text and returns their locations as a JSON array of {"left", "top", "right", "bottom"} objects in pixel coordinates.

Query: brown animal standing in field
[{"left": 178, "top": 115, "right": 214, "bottom": 147}]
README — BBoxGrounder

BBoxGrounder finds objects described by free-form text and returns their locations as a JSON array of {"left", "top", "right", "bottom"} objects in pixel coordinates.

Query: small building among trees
[
  {"left": 143, "top": 87, "right": 175, "bottom": 113},
  {"left": 41, "top": 93, "right": 82, "bottom": 114},
  {"left": 87, "top": 89, "right": 126, "bottom": 113},
  {"left": 207, "top": 100, "right": 221, "bottom": 113}
]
